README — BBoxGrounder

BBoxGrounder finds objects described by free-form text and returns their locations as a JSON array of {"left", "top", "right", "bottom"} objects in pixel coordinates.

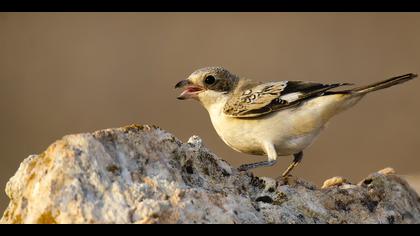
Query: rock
[
  {"left": 377, "top": 167, "right": 396, "bottom": 175},
  {"left": 1, "top": 124, "right": 420, "bottom": 224},
  {"left": 403, "top": 175, "right": 420, "bottom": 195},
  {"left": 321, "top": 176, "right": 348, "bottom": 189}
]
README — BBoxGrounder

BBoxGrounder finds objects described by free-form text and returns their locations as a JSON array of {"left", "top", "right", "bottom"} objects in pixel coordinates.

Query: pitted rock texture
[{"left": 1, "top": 124, "right": 420, "bottom": 224}]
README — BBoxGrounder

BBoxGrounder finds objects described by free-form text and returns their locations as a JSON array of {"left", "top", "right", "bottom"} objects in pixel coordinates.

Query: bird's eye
[{"left": 204, "top": 75, "right": 216, "bottom": 85}]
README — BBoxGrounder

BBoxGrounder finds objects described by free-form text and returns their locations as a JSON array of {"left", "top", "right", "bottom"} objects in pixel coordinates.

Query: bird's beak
[{"left": 175, "top": 79, "right": 204, "bottom": 100}]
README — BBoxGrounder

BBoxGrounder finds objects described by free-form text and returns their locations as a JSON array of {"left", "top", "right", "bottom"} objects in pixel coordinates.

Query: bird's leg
[
  {"left": 238, "top": 160, "right": 276, "bottom": 171},
  {"left": 238, "top": 142, "right": 277, "bottom": 171},
  {"left": 281, "top": 151, "right": 303, "bottom": 177}
]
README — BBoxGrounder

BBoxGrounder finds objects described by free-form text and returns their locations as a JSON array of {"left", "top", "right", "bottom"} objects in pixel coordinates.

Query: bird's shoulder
[{"left": 223, "top": 79, "right": 351, "bottom": 118}]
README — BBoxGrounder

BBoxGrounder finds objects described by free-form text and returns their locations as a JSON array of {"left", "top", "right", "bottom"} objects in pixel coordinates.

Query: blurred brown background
[{"left": 1, "top": 13, "right": 420, "bottom": 212}]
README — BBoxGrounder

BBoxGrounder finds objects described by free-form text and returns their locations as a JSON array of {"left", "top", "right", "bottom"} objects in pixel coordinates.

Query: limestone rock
[
  {"left": 321, "top": 176, "right": 348, "bottom": 189},
  {"left": 2, "top": 124, "right": 420, "bottom": 224}
]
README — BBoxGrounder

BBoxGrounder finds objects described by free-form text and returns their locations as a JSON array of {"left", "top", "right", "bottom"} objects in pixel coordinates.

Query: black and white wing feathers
[{"left": 223, "top": 81, "right": 351, "bottom": 118}]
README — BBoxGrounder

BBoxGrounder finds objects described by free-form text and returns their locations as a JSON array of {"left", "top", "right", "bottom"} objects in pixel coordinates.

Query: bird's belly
[
  {"left": 212, "top": 119, "right": 266, "bottom": 155},
  {"left": 207, "top": 94, "right": 352, "bottom": 157},
  {"left": 273, "top": 129, "right": 321, "bottom": 156},
  {"left": 210, "top": 109, "right": 325, "bottom": 156}
]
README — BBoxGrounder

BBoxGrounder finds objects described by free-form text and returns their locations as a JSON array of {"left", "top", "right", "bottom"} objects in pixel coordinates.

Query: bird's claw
[{"left": 238, "top": 165, "right": 251, "bottom": 172}]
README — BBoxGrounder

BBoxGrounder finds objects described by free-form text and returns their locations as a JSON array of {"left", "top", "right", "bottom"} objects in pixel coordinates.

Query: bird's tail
[
  {"left": 350, "top": 73, "right": 417, "bottom": 95},
  {"left": 320, "top": 73, "right": 417, "bottom": 120}
]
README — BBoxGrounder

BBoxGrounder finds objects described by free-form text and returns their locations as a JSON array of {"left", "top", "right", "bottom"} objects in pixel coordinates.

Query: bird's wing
[{"left": 223, "top": 81, "right": 351, "bottom": 118}]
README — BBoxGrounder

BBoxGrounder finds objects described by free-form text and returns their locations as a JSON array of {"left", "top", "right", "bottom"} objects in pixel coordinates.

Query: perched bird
[{"left": 175, "top": 67, "right": 417, "bottom": 177}]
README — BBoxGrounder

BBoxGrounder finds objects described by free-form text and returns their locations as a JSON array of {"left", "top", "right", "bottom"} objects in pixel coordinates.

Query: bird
[{"left": 175, "top": 67, "right": 417, "bottom": 177}]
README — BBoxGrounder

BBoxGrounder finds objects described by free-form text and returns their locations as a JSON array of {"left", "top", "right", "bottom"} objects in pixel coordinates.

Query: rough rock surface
[{"left": 2, "top": 125, "right": 420, "bottom": 224}]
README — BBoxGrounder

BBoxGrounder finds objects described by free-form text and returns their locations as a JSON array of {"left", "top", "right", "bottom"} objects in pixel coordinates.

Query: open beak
[{"left": 175, "top": 80, "right": 204, "bottom": 100}]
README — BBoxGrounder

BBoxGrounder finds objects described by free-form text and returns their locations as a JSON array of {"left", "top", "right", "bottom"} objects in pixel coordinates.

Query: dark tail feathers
[{"left": 351, "top": 73, "right": 417, "bottom": 94}]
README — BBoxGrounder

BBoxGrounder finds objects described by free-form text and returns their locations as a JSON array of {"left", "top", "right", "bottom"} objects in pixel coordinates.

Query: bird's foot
[
  {"left": 237, "top": 165, "right": 250, "bottom": 172},
  {"left": 277, "top": 175, "right": 290, "bottom": 185},
  {"left": 276, "top": 174, "right": 298, "bottom": 186}
]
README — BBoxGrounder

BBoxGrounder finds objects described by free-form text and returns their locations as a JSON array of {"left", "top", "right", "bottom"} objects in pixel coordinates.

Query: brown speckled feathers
[{"left": 223, "top": 80, "right": 351, "bottom": 118}]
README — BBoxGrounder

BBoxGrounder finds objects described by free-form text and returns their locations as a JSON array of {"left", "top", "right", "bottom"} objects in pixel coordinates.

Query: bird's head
[{"left": 175, "top": 67, "right": 239, "bottom": 108}]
